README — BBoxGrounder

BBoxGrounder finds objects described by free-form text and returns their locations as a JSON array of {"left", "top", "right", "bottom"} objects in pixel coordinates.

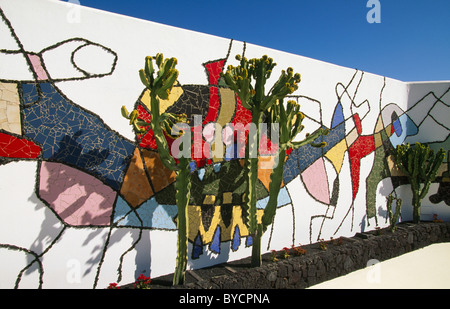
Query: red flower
[
  {"left": 134, "top": 274, "right": 151, "bottom": 289},
  {"left": 107, "top": 283, "right": 120, "bottom": 289}
]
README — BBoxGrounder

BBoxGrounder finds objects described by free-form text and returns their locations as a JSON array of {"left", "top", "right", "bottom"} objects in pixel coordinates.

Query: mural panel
[{"left": 0, "top": 2, "right": 448, "bottom": 288}]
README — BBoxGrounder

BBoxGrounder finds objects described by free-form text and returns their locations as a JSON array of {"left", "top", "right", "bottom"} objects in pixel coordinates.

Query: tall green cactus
[
  {"left": 122, "top": 54, "right": 191, "bottom": 286},
  {"left": 262, "top": 100, "right": 327, "bottom": 232},
  {"left": 386, "top": 194, "right": 402, "bottom": 232},
  {"left": 390, "top": 143, "right": 445, "bottom": 223},
  {"left": 221, "top": 55, "right": 325, "bottom": 267}
]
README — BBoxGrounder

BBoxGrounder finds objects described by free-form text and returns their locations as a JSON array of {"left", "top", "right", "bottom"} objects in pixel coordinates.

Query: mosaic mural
[{"left": 0, "top": 2, "right": 448, "bottom": 288}]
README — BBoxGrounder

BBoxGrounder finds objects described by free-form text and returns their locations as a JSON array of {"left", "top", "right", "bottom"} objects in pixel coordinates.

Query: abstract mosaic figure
[
  {"left": 283, "top": 70, "right": 449, "bottom": 242},
  {"left": 2, "top": 4, "right": 294, "bottom": 283},
  {"left": 119, "top": 47, "right": 295, "bottom": 258},
  {"left": 1, "top": 3, "right": 449, "bottom": 289},
  {"left": 1, "top": 6, "right": 133, "bottom": 207},
  {"left": 0, "top": 7, "right": 136, "bottom": 288},
  {"left": 372, "top": 88, "right": 450, "bottom": 213},
  {"left": 282, "top": 71, "right": 378, "bottom": 240}
]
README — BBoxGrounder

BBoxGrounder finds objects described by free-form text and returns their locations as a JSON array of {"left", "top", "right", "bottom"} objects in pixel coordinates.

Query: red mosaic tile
[
  {"left": 204, "top": 59, "right": 226, "bottom": 85},
  {"left": 203, "top": 86, "right": 220, "bottom": 124},
  {"left": 348, "top": 134, "right": 375, "bottom": 199},
  {"left": 0, "top": 132, "right": 41, "bottom": 158}
]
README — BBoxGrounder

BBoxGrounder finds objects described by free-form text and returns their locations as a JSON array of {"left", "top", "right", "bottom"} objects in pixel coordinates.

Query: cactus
[
  {"left": 221, "top": 55, "right": 325, "bottom": 267},
  {"left": 262, "top": 100, "right": 327, "bottom": 232},
  {"left": 122, "top": 54, "right": 191, "bottom": 285},
  {"left": 389, "top": 143, "right": 445, "bottom": 224},
  {"left": 172, "top": 156, "right": 191, "bottom": 286},
  {"left": 386, "top": 194, "right": 402, "bottom": 232}
]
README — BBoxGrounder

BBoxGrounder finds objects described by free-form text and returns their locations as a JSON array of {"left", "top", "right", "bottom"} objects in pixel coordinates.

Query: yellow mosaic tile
[
  {"left": 203, "top": 194, "right": 216, "bottom": 205},
  {"left": 139, "top": 85, "right": 183, "bottom": 113},
  {"left": 223, "top": 192, "right": 233, "bottom": 204},
  {"left": 0, "top": 82, "right": 21, "bottom": 135},
  {"left": 325, "top": 139, "right": 347, "bottom": 173},
  {"left": 374, "top": 132, "right": 383, "bottom": 148}
]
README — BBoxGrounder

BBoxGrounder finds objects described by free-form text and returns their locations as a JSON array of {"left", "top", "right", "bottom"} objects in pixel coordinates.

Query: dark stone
[{"left": 122, "top": 222, "right": 450, "bottom": 289}]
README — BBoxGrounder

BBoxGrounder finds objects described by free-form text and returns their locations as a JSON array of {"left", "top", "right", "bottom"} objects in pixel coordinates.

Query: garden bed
[{"left": 119, "top": 221, "right": 450, "bottom": 289}]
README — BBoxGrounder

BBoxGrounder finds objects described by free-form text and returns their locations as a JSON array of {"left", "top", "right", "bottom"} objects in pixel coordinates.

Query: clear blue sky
[{"left": 62, "top": 0, "right": 449, "bottom": 82}]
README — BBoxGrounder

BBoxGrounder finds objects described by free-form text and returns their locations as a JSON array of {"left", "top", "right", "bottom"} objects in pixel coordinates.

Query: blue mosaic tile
[
  {"left": 213, "top": 162, "right": 221, "bottom": 173},
  {"left": 246, "top": 235, "right": 253, "bottom": 247},
  {"left": 20, "top": 82, "right": 40, "bottom": 106},
  {"left": 297, "top": 139, "right": 323, "bottom": 172},
  {"left": 114, "top": 196, "right": 142, "bottom": 227},
  {"left": 231, "top": 225, "right": 241, "bottom": 251},
  {"left": 197, "top": 168, "right": 206, "bottom": 181},
  {"left": 389, "top": 114, "right": 418, "bottom": 148},
  {"left": 224, "top": 142, "right": 239, "bottom": 161},
  {"left": 21, "top": 82, "right": 135, "bottom": 190},
  {"left": 331, "top": 101, "right": 344, "bottom": 128},
  {"left": 114, "top": 196, "right": 178, "bottom": 229},
  {"left": 393, "top": 118, "right": 403, "bottom": 137},
  {"left": 135, "top": 198, "right": 178, "bottom": 229},
  {"left": 283, "top": 148, "right": 300, "bottom": 184},
  {"left": 210, "top": 226, "right": 221, "bottom": 254},
  {"left": 256, "top": 187, "right": 291, "bottom": 209},
  {"left": 192, "top": 233, "right": 203, "bottom": 259},
  {"left": 322, "top": 122, "right": 345, "bottom": 153}
]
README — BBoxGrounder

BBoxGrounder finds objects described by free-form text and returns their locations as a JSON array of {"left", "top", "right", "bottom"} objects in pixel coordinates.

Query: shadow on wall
[{"left": 38, "top": 132, "right": 115, "bottom": 227}]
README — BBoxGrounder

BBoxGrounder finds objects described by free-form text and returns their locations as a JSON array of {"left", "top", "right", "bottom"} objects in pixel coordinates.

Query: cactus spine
[
  {"left": 122, "top": 54, "right": 191, "bottom": 285},
  {"left": 390, "top": 143, "right": 445, "bottom": 224},
  {"left": 222, "top": 55, "right": 325, "bottom": 267}
]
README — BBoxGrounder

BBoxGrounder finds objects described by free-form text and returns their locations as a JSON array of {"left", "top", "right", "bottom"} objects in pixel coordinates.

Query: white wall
[{"left": 0, "top": 0, "right": 448, "bottom": 288}]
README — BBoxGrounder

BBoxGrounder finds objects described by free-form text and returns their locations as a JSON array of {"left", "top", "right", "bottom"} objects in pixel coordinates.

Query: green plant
[
  {"left": 386, "top": 194, "right": 402, "bottom": 232},
  {"left": 221, "top": 55, "right": 325, "bottom": 267},
  {"left": 262, "top": 99, "right": 327, "bottom": 232},
  {"left": 319, "top": 239, "right": 328, "bottom": 251},
  {"left": 271, "top": 250, "right": 279, "bottom": 262},
  {"left": 292, "top": 243, "right": 307, "bottom": 256},
  {"left": 389, "top": 143, "right": 445, "bottom": 224},
  {"left": 122, "top": 54, "right": 191, "bottom": 286}
]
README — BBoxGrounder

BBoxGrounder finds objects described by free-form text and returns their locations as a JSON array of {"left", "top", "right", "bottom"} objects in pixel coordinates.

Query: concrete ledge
[{"left": 146, "top": 222, "right": 450, "bottom": 289}]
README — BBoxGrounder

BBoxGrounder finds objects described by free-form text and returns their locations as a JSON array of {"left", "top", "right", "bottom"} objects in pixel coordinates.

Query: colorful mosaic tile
[
  {"left": 0, "top": 132, "right": 41, "bottom": 159},
  {"left": 349, "top": 134, "right": 375, "bottom": 199},
  {"left": 39, "top": 161, "right": 116, "bottom": 226},
  {"left": 21, "top": 82, "right": 135, "bottom": 190},
  {"left": 0, "top": 82, "right": 21, "bottom": 134},
  {"left": 140, "top": 148, "right": 177, "bottom": 193},
  {"left": 120, "top": 148, "right": 154, "bottom": 208},
  {"left": 1, "top": 1, "right": 449, "bottom": 288}
]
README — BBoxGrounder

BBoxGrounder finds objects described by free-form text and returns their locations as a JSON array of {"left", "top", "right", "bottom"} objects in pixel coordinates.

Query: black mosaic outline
[
  {"left": 2, "top": 2, "right": 449, "bottom": 286},
  {"left": 0, "top": 244, "right": 43, "bottom": 289}
]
